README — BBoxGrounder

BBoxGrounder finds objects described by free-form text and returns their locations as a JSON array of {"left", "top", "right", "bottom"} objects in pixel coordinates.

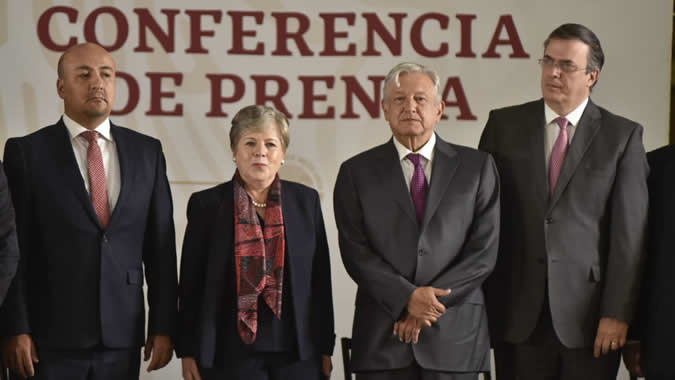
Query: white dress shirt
[
  {"left": 544, "top": 98, "right": 588, "bottom": 170},
  {"left": 63, "top": 114, "right": 121, "bottom": 211},
  {"left": 393, "top": 132, "right": 436, "bottom": 190}
]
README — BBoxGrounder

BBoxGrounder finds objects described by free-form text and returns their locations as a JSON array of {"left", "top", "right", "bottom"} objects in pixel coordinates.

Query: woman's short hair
[{"left": 229, "top": 105, "right": 290, "bottom": 152}]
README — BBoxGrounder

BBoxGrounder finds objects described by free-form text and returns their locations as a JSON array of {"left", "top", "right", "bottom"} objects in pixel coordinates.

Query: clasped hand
[{"left": 393, "top": 286, "right": 451, "bottom": 344}]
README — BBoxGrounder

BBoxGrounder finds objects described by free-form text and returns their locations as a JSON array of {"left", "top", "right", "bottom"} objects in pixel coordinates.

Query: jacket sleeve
[
  {"left": 0, "top": 139, "right": 32, "bottom": 336},
  {"left": 600, "top": 124, "right": 648, "bottom": 323},
  {"left": 0, "top": 161, "right": 20, "bottom": 307},
  {"left": 310, "top": 190, "right": 336, "bottom": 356},
  {"left": 430, "top": 154, "right": 500, "bottom": 307},
  {"left": 333, "top": 162, "right": 417, "bottom": 320},
  {"left": 176, "top": 193, "right": 211, "bottom": 358},
  {"left": 142, "top": 141, "right": 178, "bottom": 338}
]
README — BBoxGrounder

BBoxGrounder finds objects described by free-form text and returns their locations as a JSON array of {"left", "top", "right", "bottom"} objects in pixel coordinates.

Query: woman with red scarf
[{"left": 177, "top": 105, "right": 335, "bottom": 380}]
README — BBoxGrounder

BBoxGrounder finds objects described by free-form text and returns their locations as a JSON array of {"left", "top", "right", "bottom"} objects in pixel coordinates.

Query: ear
[
  {"left": 56, "top": 78, "right": 65, "bottom": 99},
  {"left": 588, "top": 70, "right": 599, "bottom": 88},
  {"left": 436, "top": 100, "right": 446, "bottom": 120},
  {"left": 381, "top": 99, "right": 390, "bottom": 122}
]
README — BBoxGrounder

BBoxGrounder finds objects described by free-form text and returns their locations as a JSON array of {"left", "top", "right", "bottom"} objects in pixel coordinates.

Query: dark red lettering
[
  {"left": 145, "top": 72, "right": 183, "bottom": 116},
  {"left": 83, "top": 7, "right": 128, "bottom": 52},
  {"left": 455, "top": 14, "right": 477, "bottom": 58},
  {"left": 441, "top": 77, "right": 476, "bottom": 121},
  {"left": 205, "top": 74, "right": 245, "bottom": 117},
  {"left": 271, "top": 12, "right": 313, "bottom": 56},
  {"left": 134, "top": 8, "right": 179, "bottom": 53},
  {"left": 298, "top": 76, "right": 335, "bottom": 119},
  {"left": 111, "top": 71, "right": 139, "bottom": 115},
  {"left": 482, "top": 15, "right": 530, "bottom": 58},
  {"left": 361, "top": 13, "right": 406, "bottom": 56},
  {"left": 250, "top": 75, "right": 292, "bottom": 118},
  {"left": 319, "top": 13, "right": 356, "bottom": 56},
  {"left": 341, "top": 76, "right": 384, "bottom": 119},
  {"left": 36, "top": 6, "right": 78, "bottom": 51},
  {"left": 227, "top": 11, "right": 264, "bottom": 55},
  {"left": 184, "top": 10, "right": 222, "bottom": 54},
  {"left": 410, "top": 13, "right": 449, "bottom": 57}
]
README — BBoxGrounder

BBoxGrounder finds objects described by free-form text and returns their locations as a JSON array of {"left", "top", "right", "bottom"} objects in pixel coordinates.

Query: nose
[
  {"left": 89, "top": 72, "right": 104, "bottom": 90},
  {"left": 254, "top": 145, "right": 266, "bottom": 157},
  {"left": 403, "top": 96, "right": 417, "bottom": 111}
]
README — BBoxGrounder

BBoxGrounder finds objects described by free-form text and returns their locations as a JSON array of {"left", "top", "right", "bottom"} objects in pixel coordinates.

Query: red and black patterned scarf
[{"left": 233, "top": 171, "right": 286, "bottom": 344}]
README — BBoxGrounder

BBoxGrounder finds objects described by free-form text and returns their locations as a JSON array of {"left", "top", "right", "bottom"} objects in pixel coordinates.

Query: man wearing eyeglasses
[{"left": 479, "top": 23, "right": 648, "bottom": 380}]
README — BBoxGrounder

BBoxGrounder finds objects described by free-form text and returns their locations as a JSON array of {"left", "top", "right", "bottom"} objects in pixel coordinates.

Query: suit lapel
[
  {"left": 547, "top": 100, "right": 602, "bottom": 211},
  {"left": 109, "top": 124, "right": 129, "bottom": 225},
  {"left": 421, "top": 136, "right": 458, "bottom": 229},
  {"left": 377, "top": 140, "right": 418, "bottom": 224},
  {"left": 49, "top": 120, "right": 102, "bottom": 227}
]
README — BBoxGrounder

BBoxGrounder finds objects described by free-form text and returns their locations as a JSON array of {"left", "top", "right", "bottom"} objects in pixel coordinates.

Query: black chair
[{"left": 341, "top": 337, "right": 492, "bottom": 380}]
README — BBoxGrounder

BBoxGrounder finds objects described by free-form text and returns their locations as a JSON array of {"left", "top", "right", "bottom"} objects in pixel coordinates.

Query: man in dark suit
[
  {"left": 0, "top": 163, "right": 19, "bottom": 306},
  {"left": 334, "top": 62, "right": 500, "bottom": 380},
  {"left": 479, "top": 23, "right": 648, "bottom": 380},
  {"left": 622, "top": 144, "right": 675, "bottom": 380},
  {"left": 0, "top": 42, "right": 177, "bottom": 379}
]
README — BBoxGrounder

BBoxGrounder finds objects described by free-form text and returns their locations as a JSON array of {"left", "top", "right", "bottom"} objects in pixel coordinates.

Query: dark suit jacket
[
  {"left": 334, "top": 135, "right": 500, "bottom": 372},
  {"left": 479, "top": 99, "right": 648, "bottom": 348},
  {"left": 0, "top": 119, "right": 177, "bottom": 349},
  {"left": 631, "top": 144, "right": 675, "bottom": 379},
  {"left": 176, "top": 180, "right": 335, "bottom": 368},
  {"left": 0, "top": 162, "right": 19, "bottom": 306}
]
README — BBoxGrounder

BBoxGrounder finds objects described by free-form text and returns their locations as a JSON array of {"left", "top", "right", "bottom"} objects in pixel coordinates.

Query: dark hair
[{"left": 545, "top": 23, "right": 604, "bottom": 85}]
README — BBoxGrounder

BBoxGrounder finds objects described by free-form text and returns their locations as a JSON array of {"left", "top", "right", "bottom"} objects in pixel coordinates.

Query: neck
[
  {"left": 245, "top": 182, "right": 272, "bottom": 204},
  {"left": 547, "top": 98, "right": 586, "bottom": 117},
  {"left": 65, "top": 111, "right": 107, "bottom": 130},
  {"left": 396, "top": 135, "right": 430, "bottom": 152}
]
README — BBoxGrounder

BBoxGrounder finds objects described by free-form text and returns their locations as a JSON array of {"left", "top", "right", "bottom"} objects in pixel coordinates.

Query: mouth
[{"left": 87, "top": 96, "right": 107, "bottom": 103}]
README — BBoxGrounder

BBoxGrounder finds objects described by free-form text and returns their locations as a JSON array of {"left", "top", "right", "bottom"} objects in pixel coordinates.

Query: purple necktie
[
  {"left": 549, "top": 117, "right": 569, "bottom": 195},
  {"left": 407, "top": 153, "right": 428, "bottom": 224}
]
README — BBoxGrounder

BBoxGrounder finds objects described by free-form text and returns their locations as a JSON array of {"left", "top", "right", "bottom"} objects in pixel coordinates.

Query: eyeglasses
[{"left": 538, "top": 57, "right": 589, "bottom": 73}]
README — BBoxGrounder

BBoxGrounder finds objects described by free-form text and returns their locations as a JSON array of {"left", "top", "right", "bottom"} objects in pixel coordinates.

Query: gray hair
[
  {"left": 383, "top": 62, "right": 442, "bottom": 103},
  {"left": 229, "top": 105, "right": 290, "bottom": 152}
]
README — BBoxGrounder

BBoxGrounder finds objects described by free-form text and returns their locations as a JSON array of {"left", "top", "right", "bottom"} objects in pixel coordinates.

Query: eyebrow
[{"left": 74, "top": 65, "right": 114, "bottom": 71}]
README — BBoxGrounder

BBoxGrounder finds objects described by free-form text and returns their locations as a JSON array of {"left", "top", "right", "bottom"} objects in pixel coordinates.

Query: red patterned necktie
[
  {"left": 82, "top": 131, "right": 110, "bottom": 227},
  {"left": 549, "top": 117, "right": 569, "bottom": 195},
  {"left": 407, "top": 153, "right": 428, "bottom": 224}
]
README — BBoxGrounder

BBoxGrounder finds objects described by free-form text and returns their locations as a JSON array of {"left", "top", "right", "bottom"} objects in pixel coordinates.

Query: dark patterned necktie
[
  {"left": 407, "top": 153, "right": 428, "bottom": 224},
  {"left": 82, "top": 131, "right": 110, "bottom": 227}
]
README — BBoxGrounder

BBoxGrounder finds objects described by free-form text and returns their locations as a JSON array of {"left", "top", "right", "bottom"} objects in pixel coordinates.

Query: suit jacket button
[
  {"left": 545, "top": 217, "right": 553, "bottom": 224},
  {"left": 418, "top": 249, "right": 426, "bottom": 256},
  {"left": 103, "top": 235, "right": 108, "bottom": 243}
]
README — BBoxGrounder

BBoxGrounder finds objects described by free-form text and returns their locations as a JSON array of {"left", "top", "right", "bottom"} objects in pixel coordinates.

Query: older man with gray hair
[{"left": 334, "top": 62, "right": 500, "bottom": 380}]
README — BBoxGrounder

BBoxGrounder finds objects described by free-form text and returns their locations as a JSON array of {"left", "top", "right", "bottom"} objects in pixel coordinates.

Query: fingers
[
  {"left": 321, "top": 355, "right": 332, "bottom": 378},
  {"left": 144, "top": 339, "right": 153, "bottom": 362},
  {"left": 147, "top": 347, "right": 172, "bottom": 371},
  {"left": 593, "top": 335, "right": 602, "bottom": 358},
  {"left": 20, "top": 349, "right": 35, "bottom": 378},
  {"left": 432, "top": 288, "right": 452, "bottom": 297}
]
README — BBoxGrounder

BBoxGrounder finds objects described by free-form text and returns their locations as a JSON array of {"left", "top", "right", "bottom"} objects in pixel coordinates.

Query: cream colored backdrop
[{"left": 0, "top": 1, "right": 672, "bottom": 379}]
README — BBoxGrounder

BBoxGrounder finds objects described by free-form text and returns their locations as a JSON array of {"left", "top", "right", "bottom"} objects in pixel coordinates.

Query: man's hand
[
  {"left": 181, "top": 357, "right": 202, "bottom": 380},
  {"left": 406, "top": 286, "right": 451, "bottom": 326},
  {"left": 622, "top": 342, "right": 644, "bottom": 377},
  {"left": 144, "top": 335, "right": 173, "bottom": 371},
  {"left": 593, "top": 318, "right": 628, "bottom": 357},
  {"left": 393, "top": 314, "right": 428, "bottom": 344},
  {"left": 2, "top": 334, "right": 38, "bottom": 378},
  {"left": 321, "top": 355, "right": 332, "bottom": 378}
]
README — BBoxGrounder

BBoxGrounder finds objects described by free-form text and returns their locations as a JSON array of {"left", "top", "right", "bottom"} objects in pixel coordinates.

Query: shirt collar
[
  {"left": 62, "top": 114, "right": 112, "bottom": 142},
  {"left": 544, "top": 97, "right": 589, "bottom": 127},
  {"left": 393, "top": 132, "right": 436, "bottom": 162}
]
